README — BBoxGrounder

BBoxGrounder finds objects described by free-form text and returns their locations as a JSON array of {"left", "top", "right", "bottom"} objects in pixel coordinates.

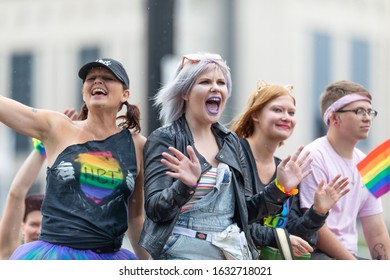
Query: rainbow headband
[{"left": 323, "top": 93, "right": 371, "bottom": 126}]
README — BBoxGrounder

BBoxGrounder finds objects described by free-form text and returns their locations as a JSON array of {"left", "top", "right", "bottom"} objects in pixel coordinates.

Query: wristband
[
  {"left": 32, "top": 138, "right": 47, "bottom": 158},
  {"left": 275, "top": 178, "right": 298, "bottom": 196}
]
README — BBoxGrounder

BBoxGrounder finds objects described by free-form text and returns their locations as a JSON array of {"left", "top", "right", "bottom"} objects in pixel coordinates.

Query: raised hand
[
  {"left": 161, "top": 145, "right": 201, "bottom": 188},
  {"left": 63, "top": 108, "right": 79, "bottom": 121},
  {"left": 276, "top": 146, "right": 312, "bottom": 192},
  {"left": 312, "top": 174, "right": 350, "bottom": 215}
]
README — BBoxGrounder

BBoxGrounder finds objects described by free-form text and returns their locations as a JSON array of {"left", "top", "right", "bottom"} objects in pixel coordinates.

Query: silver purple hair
[{"left": 153, "top": 53, "right": 232, "bottom": 125}]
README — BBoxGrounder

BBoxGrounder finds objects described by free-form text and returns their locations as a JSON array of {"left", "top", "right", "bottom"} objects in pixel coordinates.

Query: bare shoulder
[
  {"left": 49, "top": 112, "right": 80, "bottom": 136},
  {"left": 131, "top": 131, "right": 147, "bottom": 150},
  {"left": 28, "top": 109, "right": 75, "bottom": 141},
  {"left": 130, "top": 131, "right": 146, "bottom": 174}
]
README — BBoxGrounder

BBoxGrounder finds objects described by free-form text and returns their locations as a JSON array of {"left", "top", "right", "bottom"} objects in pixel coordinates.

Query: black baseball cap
[{"left": 78, "top": 58, "right": 130, "bottom": 88}]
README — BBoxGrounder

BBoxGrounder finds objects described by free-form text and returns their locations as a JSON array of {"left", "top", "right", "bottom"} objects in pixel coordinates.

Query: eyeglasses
[
  {"left": 181, "top": 53, "right": 222, "bottom": 68},
  {"left": 336, "top": 108, "right": 378, "bottom": 119}
]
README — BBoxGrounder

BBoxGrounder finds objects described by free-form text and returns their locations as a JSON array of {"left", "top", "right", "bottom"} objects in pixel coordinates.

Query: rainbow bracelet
[
  {"left": 275, "top": 178, "right": 298, "bottom": 196},
  {"left": 32, "top": 138, "right": 47, "bottom": 158}
]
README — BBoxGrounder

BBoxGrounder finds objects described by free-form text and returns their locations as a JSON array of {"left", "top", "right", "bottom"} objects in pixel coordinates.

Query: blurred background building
[{"left": 0, "top": 0, "right": 389, "bottom": 256}]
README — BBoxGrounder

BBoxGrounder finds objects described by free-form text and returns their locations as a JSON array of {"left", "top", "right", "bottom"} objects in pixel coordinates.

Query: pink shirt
[{"left": 299, "top": 136, "right": 382, "bottom": 255}]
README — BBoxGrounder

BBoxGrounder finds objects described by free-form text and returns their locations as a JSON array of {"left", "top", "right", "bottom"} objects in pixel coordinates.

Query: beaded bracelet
[
  {"left": 275, "top": 178, "right": 298, "bottom": 196},
  {"left": 32, "top": 138, "right": 47, "bottom": 158}
]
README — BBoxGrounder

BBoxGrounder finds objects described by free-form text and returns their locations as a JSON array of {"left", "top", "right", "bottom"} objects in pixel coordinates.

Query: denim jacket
[{"left": 139, "top": 116, "right": 291, "bottom": 259}]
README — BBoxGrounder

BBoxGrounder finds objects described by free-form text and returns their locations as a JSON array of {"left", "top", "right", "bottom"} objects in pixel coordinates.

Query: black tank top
[{"left": 40, "top": 129, "right": 137, "bottom": 250}]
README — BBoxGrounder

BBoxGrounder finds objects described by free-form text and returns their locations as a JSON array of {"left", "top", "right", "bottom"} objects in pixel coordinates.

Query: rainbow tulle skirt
[{"left": 10, "top": 240, "right": 138, "bottom": 260}]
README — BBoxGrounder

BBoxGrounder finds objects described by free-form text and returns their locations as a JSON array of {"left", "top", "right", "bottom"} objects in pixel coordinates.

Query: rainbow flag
[{"left": 357, "top": 139, "right": 390, "bottom": 198}]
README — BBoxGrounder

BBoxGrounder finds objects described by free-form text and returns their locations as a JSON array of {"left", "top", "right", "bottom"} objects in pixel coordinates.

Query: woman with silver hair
[{"left": 139, "top": 53, "right": 313, "bottom": 260}]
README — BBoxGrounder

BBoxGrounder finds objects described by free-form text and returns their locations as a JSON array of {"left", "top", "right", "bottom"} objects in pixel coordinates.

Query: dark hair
[
  {"left": 24, "top": 194, "right": 44, "bottom": 222},
  {"left": 78, "top": 101, "right": 141, "bottom": 133}
]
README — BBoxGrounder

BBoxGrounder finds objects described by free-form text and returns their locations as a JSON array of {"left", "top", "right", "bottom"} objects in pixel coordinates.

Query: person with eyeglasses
[
  {"left": 139, "top": 53, "right": 313, "bottom": 260},
  {"left": 299, "top": 80, "right": 390, "bottom": 260}
]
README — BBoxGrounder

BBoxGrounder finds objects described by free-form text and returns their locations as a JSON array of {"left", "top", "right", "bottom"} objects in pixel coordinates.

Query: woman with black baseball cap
[{"left": 0, "top": 58, "right": 148, "bottom": 260}]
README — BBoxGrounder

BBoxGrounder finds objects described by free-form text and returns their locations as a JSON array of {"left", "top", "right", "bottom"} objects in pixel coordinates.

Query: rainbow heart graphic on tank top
[{"left": 76, "top": 151, "right": 123, "bottom": 204}]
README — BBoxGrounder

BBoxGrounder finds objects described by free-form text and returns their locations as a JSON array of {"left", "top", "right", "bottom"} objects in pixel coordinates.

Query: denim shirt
[{"left": 139, "top": 116, "right": 291, "bottom": 259}]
